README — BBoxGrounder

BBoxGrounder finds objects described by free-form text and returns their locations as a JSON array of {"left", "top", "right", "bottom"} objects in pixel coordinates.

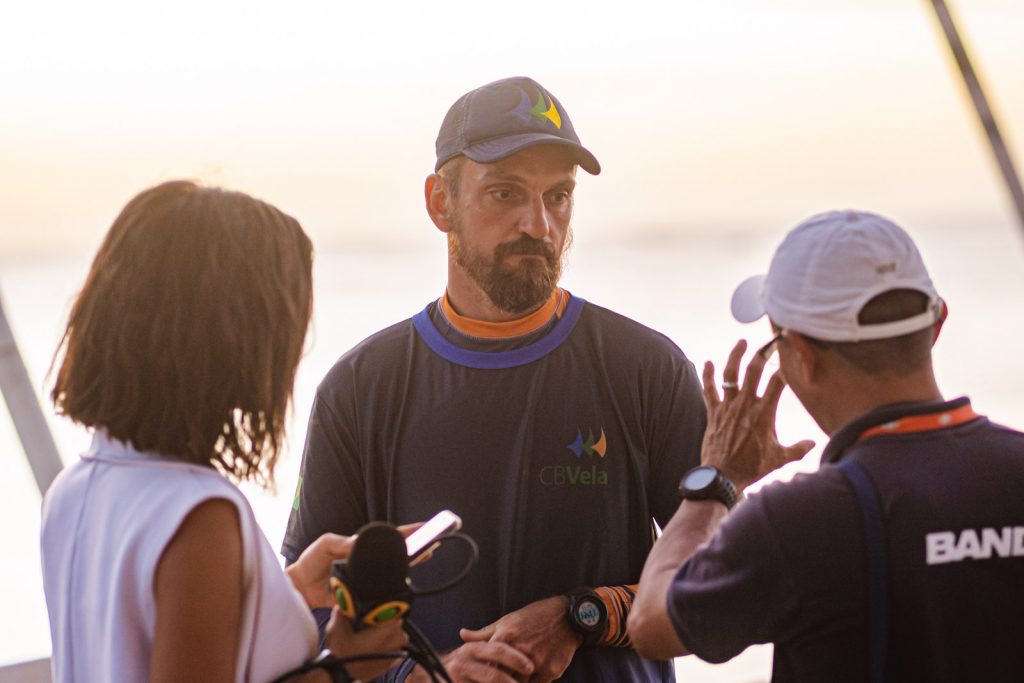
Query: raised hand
[{"left": 701, "top": 339, "right": 815, "bottom": 491}]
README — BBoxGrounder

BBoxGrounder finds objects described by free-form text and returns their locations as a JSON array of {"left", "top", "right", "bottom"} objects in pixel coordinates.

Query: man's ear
[
  {"left": 931, "top": 299, "right": 948, "bottom": 347},
  {"left": 424, "top": 174, "right": 453, "bottom": 233},
  {"left": 786, "top": 332, "right": 821, "bottom": 384}
]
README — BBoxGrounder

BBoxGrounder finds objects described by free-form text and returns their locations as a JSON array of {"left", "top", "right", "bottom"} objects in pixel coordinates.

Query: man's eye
[
  {"left": 548, "top": 192, "right": 571, "bottom": 204},
  {"left": 491, "top": 189, "right": 514, "bottom": 201}
]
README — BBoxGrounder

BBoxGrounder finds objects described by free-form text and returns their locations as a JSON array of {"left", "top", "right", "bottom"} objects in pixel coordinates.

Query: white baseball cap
[{"left": 731, "top": 210, "right": 942, "bottom": 342}]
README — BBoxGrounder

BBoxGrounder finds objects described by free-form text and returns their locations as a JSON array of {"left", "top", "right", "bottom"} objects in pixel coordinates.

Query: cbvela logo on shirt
[{"left": 539, "top": 427, "right": 609, "bottom": 486}]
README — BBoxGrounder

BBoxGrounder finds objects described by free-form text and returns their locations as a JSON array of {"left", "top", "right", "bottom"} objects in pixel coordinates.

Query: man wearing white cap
[{"left": 628, "top": 210, "right": 1024, "bottom": 681}]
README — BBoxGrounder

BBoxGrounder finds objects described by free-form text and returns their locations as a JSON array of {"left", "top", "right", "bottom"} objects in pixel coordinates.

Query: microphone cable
[
  {"left": 408, "top": 531, "right": 478, "bottom": 597},
  {"left": 396, "top": 531, "right": 479, "bottom": 682},
  {"left": 271, "top": 651, "right": 406, "bottom": 683},
  {"left": 273, "top": 529, "right": 478, "bottom": 683},
  {"left": 401, "top": 619, "right": 452, "bottom": 683}
]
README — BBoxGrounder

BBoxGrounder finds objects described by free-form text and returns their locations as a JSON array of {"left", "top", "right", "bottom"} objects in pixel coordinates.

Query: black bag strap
[{"left": 837, "top": 458, "right": 888, "bottom": 683}]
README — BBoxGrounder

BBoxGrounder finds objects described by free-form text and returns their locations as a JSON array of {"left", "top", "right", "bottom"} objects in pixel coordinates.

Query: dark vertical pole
[{"left": 929, "top": 0, "right": 1024, "bottom": 236}]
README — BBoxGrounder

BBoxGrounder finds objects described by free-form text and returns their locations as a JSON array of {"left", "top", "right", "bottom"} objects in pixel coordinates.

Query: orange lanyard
[{"left": 856, "top": 403, "right": 979, "bottom": 443}]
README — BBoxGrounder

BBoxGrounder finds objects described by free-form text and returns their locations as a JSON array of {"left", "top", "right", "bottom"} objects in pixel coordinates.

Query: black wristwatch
[
  {"left": 678, "top": 465, "right": 738, "bottom": 510},
  {"left": 565, "top": 587, "right": 608, "bottom": 647}
]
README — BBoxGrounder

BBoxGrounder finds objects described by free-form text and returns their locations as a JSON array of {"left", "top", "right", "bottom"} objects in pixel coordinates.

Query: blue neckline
[{"left": 412, "top": 296, "right": 586, "bottom": 369}]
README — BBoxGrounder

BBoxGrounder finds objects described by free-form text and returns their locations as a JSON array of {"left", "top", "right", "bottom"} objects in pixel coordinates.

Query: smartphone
[{"left": 406, "top": 510, "right": 462, "bottom": 560}]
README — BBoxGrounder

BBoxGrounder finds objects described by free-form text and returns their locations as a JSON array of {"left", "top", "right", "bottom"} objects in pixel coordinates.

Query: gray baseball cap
[{"left": 435, "top": 76, "right": 601, "bottom": 175}]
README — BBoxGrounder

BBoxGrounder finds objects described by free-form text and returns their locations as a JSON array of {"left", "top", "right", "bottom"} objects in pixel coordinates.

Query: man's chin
[{"left": 484, "top": 280, "right": 558, "bottom": 315}]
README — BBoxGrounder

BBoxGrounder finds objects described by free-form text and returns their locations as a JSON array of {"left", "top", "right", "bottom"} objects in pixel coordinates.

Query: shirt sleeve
[
  {"left": 665, "top": 490, "right": 801, "bottom": 663},
  {"left": 281, "top": 367, "right": 370, "bottom": 563},
  {"left": 645, "top": 343, "right": 707, "bottom": 529}
]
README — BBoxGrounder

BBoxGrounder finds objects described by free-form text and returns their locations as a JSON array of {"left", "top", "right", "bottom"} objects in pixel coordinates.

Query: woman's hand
[
  {"left": 286, "top": 525, "right": 424, "bottom": 610},
  {"left": 323, "top": 607, "right": 408, "bottom": 682},
  {"left": 286, "top": 533, "right": 355, "bottom": 609}
]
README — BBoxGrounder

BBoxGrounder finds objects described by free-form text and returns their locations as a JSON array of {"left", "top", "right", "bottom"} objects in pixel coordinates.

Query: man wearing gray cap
[
  {"left": 283, "top": 77, "right": 706, "bottom": 682},
  {"left": 629, "top": 211, "right": 1024, "bottom": 682}
]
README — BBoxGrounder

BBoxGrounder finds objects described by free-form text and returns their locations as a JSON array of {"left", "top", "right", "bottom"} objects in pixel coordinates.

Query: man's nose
[{"left": 519, "top": 195, "right": 551, "bottom": 239}]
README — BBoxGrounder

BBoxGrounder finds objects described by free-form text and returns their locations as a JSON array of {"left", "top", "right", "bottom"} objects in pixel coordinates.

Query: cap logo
[
  {"left": 876, "top": 262, "right": 896, "bottom": 275},
  {"left": 515, "top": 87, "right": 562, "bottom": 129}
]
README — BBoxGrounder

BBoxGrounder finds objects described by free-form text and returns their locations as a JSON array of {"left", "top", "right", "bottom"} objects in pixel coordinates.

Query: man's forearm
[{"left": 629, "top": 500, "right": 730, "bottom": 659}]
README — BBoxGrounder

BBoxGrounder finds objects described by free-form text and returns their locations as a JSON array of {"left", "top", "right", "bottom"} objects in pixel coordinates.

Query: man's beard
[{"left": 448, "top": 218, "right": 572, "bottom": 315}]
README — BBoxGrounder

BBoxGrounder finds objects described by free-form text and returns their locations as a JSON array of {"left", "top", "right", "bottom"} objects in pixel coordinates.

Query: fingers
[
  {"left": 460, "top": 624, "right": 496, "bottom": 643},
  {"left": 443, "top": 642, "right": 535, "bottom": 683},
  {"left": 287, "top": 533, "right": 357, "bottom": 609},
  {"left": 396, "top": 522, "right": 423, "bottom": 538},
  {"left": 722, "top": 339, "right": 747, "bottom": 398},
  {"left": 409, "top": 549, "right": 434, "bottom": 567},
  {"left": 761, "top": 370, "right": 787, "bottom": 421},
  {"left": 741, "top": 342, "right": 768, "bottom": 398},
  {"left": 785, "top": 439, "right": 816, "bottom": 463},
  {"left": 705, "top": 340, "right": 748, "bottom": 408},
  {"left": 312, "top": 532, "right": 355, "bottom": 561},
  {"left": 466, "top": 642, "right": 535, "bottom": 678},
  {"left": 702, "top": 360, "right": 720, "bottom": 408},
  {"left": 397, "top": 523, "right": 429, "bottom": 564}
]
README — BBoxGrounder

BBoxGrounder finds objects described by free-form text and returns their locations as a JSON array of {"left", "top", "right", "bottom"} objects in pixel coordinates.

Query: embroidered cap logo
[{"left": 515, "top": 87, "right": 563, "bottom": 129}]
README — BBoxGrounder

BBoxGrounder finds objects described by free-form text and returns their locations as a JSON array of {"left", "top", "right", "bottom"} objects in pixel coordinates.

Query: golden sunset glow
[{"left": 1, "top": 0, "right": 1021, "bottom": 257}]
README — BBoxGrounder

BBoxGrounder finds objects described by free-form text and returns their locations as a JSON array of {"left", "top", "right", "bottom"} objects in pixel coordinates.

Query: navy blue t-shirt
[
  {"left": 284, "top": 294, "right": 706, "bottom": 682},
  {"left": 667, "top": 397, "right": 1024, "bottom": 682}
]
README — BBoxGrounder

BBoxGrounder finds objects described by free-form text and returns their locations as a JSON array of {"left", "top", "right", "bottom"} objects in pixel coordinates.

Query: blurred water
[{"left": 3, "top": 221, "right": 1022, "bottom": 680}]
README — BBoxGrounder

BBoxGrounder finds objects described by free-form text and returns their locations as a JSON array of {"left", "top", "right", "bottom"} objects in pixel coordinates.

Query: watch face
[
  {"left": 685, "top": 466, "right": 717, "bottom": 490},
  {"left": 574, "top": 598, "right": 603, "bottom": 630}
]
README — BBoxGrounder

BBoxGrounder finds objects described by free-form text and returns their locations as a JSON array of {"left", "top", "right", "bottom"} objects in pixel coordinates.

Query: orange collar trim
[
  {"left": 440, "top": 289, "right": 568, "bottom": 339},
  {"left": 856, "top": 403, "right": 979, "bottom": 443}
]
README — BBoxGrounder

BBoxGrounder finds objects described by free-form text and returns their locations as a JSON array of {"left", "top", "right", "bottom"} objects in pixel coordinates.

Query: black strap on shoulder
[{"left": 837, "top": 458, "right": 888, "bottom": 683}]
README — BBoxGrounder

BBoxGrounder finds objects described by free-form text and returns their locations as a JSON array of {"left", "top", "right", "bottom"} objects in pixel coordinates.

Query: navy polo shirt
[{"left": 667, "top": 397, "right": 1024, "bottom": 682}]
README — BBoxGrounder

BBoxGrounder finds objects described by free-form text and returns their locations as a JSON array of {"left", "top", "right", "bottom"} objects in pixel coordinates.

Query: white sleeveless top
[{"left": 41, "top": 432, "right": 318, "bottom": 682}]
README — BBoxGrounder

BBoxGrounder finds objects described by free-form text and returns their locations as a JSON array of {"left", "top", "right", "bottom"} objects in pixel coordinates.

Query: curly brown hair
[{"left": 51, "top": 180, "right": 313, "bottom": 487}]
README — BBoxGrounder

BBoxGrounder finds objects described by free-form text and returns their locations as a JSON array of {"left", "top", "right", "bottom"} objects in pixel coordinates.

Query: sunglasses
[{"left": 756, "top": 330, "right": 784, "bottom": 362}]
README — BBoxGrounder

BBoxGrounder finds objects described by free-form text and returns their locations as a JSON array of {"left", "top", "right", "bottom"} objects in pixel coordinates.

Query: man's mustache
[{"left": 495, "top": 237, "right": 557, "bottom": 263}]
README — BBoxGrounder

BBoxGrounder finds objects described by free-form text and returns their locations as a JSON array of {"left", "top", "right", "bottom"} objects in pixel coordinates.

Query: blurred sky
[
  {"left": 1, "top": 0, "right": 1023, "bottom": 259},
  {"left": 2, "top": 3, "right": 1022, "bottom": 674}
]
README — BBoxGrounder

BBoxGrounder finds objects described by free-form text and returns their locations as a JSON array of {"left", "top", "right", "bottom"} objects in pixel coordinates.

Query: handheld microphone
[{"left": 330, "top": 522, "right": 412, "bottom": 629}]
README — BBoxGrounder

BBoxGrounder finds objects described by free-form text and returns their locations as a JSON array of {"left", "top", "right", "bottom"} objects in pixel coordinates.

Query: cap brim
[
  {"left": 731, "top": 274, "right": 767, "bottom": 324},
  {"left": 463, "top": 134, "right": 601, "bottom": 175}
]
